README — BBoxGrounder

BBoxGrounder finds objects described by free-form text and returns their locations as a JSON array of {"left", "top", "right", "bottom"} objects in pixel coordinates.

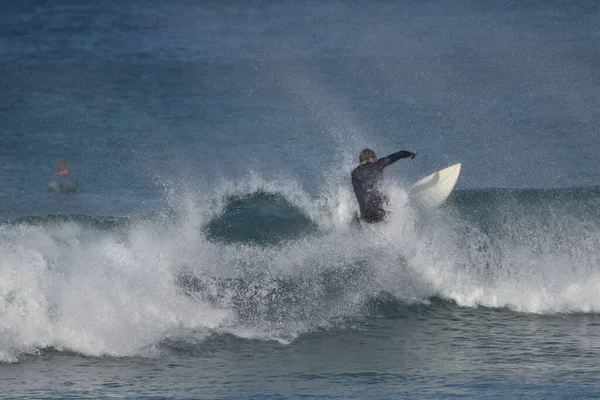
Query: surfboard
[{"left": 409, "top": 163, "right": 461, "bottom": 209}]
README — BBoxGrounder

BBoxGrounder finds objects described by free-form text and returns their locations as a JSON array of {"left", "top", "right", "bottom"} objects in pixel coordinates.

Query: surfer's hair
[{"left": 359, "top": 148, "right": 376, "bottom": 164}]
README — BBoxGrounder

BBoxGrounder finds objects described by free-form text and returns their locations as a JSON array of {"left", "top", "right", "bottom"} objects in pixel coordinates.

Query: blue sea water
[{"left": 2, "top": 0, "right": 600, "bottom": 398}]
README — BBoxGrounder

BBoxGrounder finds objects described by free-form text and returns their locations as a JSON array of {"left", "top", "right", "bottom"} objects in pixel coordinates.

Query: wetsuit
[{"left": 351, "top": 151, "right": 414, "bottom": 223}]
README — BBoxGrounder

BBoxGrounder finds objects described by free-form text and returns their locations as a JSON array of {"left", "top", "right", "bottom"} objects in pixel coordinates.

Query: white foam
[{"left": 1, "top": 174, "right": 600, "bottom": 361}]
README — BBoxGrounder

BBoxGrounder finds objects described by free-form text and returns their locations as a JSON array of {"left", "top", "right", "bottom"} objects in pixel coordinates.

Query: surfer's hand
[{"left": 411, "top": 151, "right": 418, "bottom": 159}]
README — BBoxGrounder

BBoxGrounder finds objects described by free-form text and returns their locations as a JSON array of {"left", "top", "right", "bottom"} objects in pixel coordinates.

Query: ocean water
[{"left": 2, "top": 0, "right": 600, "bottom": 398}]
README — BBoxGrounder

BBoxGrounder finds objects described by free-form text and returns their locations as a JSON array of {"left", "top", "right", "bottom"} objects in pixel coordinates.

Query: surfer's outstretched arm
[{"left": 375, "top": 150, "right": 417, "bottom": 169}]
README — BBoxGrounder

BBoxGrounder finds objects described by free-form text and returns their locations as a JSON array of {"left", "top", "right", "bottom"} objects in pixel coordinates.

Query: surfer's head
[
  {"left": 359, "top": 148, "right": 377, "bottom": 164},
  {"left": 55, "top": 160, "right": 70, "bottom": 176}
]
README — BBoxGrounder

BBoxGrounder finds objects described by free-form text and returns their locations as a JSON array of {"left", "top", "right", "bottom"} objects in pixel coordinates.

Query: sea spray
[{"left": 2, "top": 173, "right": 600, "bottom": 361}]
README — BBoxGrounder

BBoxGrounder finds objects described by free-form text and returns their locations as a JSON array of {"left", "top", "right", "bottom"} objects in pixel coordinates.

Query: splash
[{"left": 2, "top": 174, "right": 600, "bottom": 361}]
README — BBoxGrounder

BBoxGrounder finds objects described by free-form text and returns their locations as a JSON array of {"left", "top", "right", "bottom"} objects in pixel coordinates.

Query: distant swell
[{"left": 2, "top": 214, "right": 132, "bottom": 229}]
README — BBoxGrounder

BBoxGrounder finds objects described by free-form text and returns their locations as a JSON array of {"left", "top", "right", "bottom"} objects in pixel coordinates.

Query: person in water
[
  {"left": 351, "top": 148, "right": 417, "bottom": 223},
  {"left": 49, "top": 160, "right": 78, "bottom": 194}
]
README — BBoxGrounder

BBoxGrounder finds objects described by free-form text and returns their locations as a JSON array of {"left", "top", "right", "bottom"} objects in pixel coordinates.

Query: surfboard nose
[{"left": 409, "top": 163, "right": 462, "bottom": 209}]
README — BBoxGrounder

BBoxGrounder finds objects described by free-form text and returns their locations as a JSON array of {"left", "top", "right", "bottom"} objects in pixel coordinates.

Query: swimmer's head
[
  {"left": 55, "top": 160, "right": 70, "bottom": 175},
  {"left": 359, "top": 148, "right": 377, "bottom": 164}
]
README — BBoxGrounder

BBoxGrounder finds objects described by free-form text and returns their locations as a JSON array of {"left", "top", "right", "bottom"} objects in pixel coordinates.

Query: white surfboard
[{"left": 409, "top": 163, "right": 461, "bottom": 209}]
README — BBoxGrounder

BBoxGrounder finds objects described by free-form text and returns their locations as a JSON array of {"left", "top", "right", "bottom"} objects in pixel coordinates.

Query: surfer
[
  {"left": 351, "top": 148, "right": 417, "bottom": 223},
  {"left": 49, "top": 160, "right": 78, "bottom": 194}
]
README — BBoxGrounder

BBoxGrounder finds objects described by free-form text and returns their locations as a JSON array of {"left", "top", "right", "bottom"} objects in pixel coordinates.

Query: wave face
[
  {"left": 1, "top": 178, "right": 600, "bottom": 361},
  {"left": 204, "top": 192, "right": 318, "bottom": 244}
]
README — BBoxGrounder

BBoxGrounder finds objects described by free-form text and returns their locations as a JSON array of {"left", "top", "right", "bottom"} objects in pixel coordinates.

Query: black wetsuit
[{"left": 351, "top": 151, "right": 414, "bottom": 223}]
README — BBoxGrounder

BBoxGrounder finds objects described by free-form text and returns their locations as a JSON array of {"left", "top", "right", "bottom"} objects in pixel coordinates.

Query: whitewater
[{"left": 3, "top": 175, "right": 600, "bottom": 364}]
